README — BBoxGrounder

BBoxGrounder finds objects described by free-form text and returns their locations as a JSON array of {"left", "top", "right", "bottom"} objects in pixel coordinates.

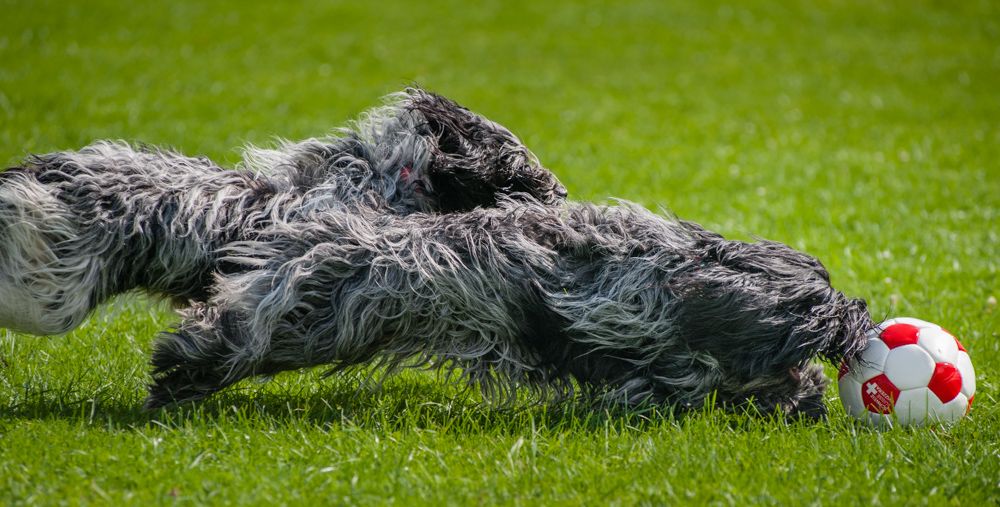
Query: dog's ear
[{"left": 403, "top": 88, "right": 567, "bottom": 212}]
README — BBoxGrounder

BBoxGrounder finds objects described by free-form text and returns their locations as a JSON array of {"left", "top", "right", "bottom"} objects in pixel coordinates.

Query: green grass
[{"left": 1, "top": 0, "right": 998, "bottom": 504}]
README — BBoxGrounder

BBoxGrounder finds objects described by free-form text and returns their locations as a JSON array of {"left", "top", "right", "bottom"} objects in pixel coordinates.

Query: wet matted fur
[
  {"left": 148, "top": 198, "right": 872, "bottom": 420},
  {"left": 0, "top": 87, "right": 565, "bottom": 335}
]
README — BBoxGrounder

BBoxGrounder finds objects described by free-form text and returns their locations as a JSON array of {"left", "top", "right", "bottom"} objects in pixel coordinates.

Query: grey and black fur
[
  {"left": 147, "top": 198, "right": 872, "bottom": 420},
  {"left": 0, "top": 87, "right": 566, "bottom": 335},
  {"left": 1, "top": 88, "right": 872, "bottom": 420}
]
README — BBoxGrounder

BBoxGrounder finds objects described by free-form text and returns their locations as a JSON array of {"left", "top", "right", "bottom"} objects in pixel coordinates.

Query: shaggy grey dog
[
  {"left": 2, "top": 88, "right": 872, "bottom": 420},
  {"left": 0, "top": 88, "right": 566, "bottom": 336},
  {"left": 147, "top": 197, "right": 872, "bottom": 420}
]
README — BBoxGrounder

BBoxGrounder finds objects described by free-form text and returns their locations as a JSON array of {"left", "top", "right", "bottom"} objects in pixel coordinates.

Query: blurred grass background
[{"left": 1, "top": 0, "right": 998, "bottom": 504}]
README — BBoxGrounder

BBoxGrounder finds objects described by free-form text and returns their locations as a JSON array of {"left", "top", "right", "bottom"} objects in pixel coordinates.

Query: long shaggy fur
[
  {"left": 0, "top": 88, "right": 566, "bottom": 335},
  {"left": 2, "top": 87, "right": 872, "bottom": 420},
  {"left": 147, "top": 198, "right": 872, "bottom": 419}
]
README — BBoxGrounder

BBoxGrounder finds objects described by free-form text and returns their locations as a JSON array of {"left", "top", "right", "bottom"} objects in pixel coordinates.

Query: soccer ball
[{"left": 838, "top": 317, "right": 976, "bottom": 427}]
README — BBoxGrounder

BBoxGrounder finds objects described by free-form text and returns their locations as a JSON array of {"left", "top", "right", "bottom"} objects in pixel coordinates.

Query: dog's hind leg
[
  {"left": 0, "top": 169, "right": 97, "bottom": 335},
  {"left": 145, "top": 303, "right": 254, "bottom": 407},
  {"left": 0, "top": 142, "right": 271, "bottom": 335}
]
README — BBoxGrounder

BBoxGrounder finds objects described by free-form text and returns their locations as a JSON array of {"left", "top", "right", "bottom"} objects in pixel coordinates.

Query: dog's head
[
  {"left": 402, "top": 88, "right": 567, "bottom": 212},
  {"left": 666, "top": 232, "right": 874, "bottom": 419}
]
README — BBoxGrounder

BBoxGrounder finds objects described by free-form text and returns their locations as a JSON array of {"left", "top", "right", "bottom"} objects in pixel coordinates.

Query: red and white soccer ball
[{"left": 838, "top": 317, "right": 976, "bottom": 427}]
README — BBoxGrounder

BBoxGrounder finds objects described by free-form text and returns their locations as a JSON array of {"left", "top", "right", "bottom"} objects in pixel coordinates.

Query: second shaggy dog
[
  {"left": 148, "top": 198, "right": 872, "bottom": 420},
  {"left": 0, "top": 88, "right": 565, "bottom": 335}
]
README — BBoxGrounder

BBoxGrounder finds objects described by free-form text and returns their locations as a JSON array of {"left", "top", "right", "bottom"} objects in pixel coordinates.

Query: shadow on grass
[
  {"left": 0, "top": 369, "right": 720, "bottom": 436},
  {"left": 0, "top": 373, "right": 830, "bottom": 441}
]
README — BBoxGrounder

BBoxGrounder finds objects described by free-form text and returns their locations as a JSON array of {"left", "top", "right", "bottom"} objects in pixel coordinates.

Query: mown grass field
[{"left": 1, "top": 0, "right": 998, "bottom": 504}]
